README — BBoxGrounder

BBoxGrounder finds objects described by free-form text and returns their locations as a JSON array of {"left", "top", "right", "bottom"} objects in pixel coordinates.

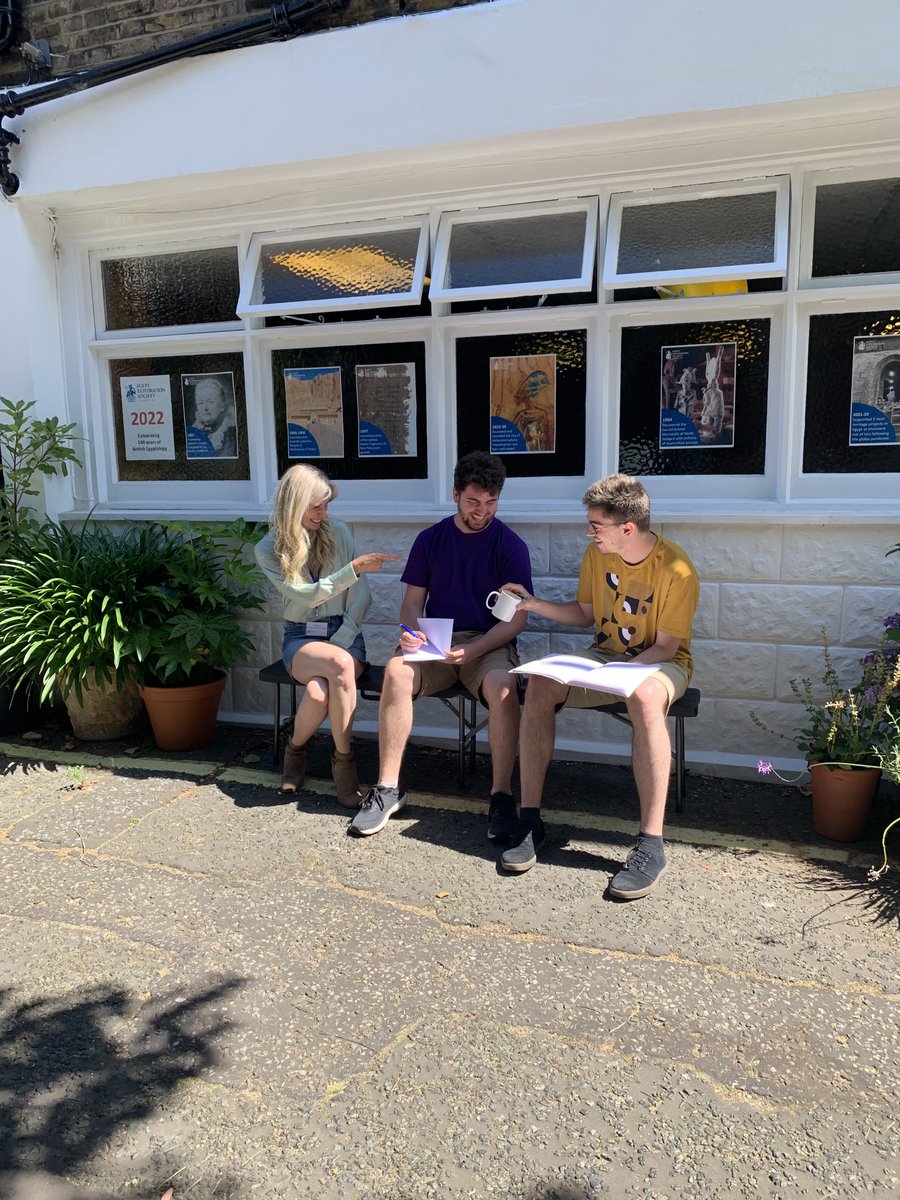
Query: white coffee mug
[{"left": 486, "top": 589, "right": 522, "bottom": 622}]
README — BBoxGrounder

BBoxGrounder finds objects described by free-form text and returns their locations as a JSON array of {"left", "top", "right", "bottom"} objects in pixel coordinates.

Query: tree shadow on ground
[
  {"left": 0, "top": 976, "right": 246, "bottom": 1198},
  {"left": 801, "top": 858, "right": 900, "bottom": 928}
]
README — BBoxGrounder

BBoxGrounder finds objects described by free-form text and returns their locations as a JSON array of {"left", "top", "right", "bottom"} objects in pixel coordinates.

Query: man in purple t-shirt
[{"left": 351, "top": 452, "right": 533, "bottom": 842}]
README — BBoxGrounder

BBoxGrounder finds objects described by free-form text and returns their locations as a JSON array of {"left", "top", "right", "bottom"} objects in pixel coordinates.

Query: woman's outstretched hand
[{"left": 352, "top": 552, "right": 401, "bottom": 574}]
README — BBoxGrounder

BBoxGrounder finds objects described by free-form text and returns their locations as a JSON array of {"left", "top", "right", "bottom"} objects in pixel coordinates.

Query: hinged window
[
  {"left": 237, "top": 219, "right": 430, "bottom": 318},
  {"left": 803, "top": 170, "right": 900, "bottom": 286},
  {"left": 603, "top": 178, "right": 790, "bottom": 290},
  {"left": 429, "top": 199, "right": 598, "bottom": 302}
]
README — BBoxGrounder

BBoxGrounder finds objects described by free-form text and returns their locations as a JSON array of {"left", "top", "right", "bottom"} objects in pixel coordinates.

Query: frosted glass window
[
  {"left": 812, "top": 179, "right": 900, "bottom": 277},
  {"left": 101, "top": 248, "right": 240, "bottom": 330},
  {"left": 604, "top": 180, "right": 789, "bottom": 288},
  {"left": 445, "top": 212, "right": 586, "bottom": 288},
  {"left": 430, "top": 200, "right": 597, "bottom": 302},
  {"left": 619, "top": 194, "right": 775, "bottom": 273},
  {"left": 239, "top": 222, "right": 429, "bottom": 316}
]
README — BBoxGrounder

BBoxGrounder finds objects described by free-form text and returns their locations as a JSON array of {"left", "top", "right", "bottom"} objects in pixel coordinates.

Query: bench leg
[
  {"left": 673, "top": 714, "right": 685, "bottom": 815},
  {"left": 272, "top": 684, "right": 282, "bottom": 768}
]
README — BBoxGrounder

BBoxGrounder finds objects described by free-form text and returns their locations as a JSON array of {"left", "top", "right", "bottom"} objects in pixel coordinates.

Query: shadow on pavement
[
  {"left": 800, "top": 859, "right": 900, "bottom": 929},
  {"left": 0, "top": 977, "right": 246, "bottom": 1198}
]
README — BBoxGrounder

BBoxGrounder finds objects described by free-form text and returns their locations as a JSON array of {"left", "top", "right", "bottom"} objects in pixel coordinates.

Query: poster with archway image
[
  {"left": 489, "top": 353, "right": 557, "bottom": 453},
  {"left": 659, "top": 342, "right": 736, "bottom": 449},
  {"left": 356, "top": 362, "right": 417, "bottom": 456},
  {"left": 181, "top": 372, "right": 238, "bottom": 460},
  {"left": 849, "top": 335, "right": 900, "bottom": 445},
  {"left": 284, "top": 365, "right": 345, "bottom": 458}
]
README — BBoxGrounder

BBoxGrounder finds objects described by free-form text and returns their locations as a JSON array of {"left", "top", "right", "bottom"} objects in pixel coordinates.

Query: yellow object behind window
[{"left": 656, "top": 280, "right": 748, "bottom": 299}]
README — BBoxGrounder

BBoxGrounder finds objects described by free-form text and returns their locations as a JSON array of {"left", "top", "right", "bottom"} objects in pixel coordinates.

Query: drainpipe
[{"left": 0, "top": 0, "right": 350, "bottom": 198}]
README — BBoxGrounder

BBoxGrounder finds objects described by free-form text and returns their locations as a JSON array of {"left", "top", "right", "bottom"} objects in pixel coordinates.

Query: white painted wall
[{"left": 4, "top": 0, "right": 900, "bottom": 200}]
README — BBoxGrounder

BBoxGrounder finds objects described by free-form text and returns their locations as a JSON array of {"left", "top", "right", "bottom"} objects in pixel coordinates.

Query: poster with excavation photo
[
  {"left": 182, "top": 372, "right": 238, "bottom": 460},
  {"left": 849, "top": 335, "right": 900, "bottom": 445},
  {"left": 356, "top": 362, "right": 417, "bottom": 457},
  {"left": 284, "top": 366, "right": 344, "bottom": 458},
  {"left": 489, "top": 353, "right": 557, "bottom": 453},
  {"left": 120, "top": 375, "right": 175, "bottom": 460},
  {"left": 659, "top": 342, "right": 736, "bottom": 449}
]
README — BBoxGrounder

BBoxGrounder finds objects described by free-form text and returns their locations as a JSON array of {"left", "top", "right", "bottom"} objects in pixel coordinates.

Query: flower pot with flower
[{"left": 752, "top": 624, "right": 900, "bottom": 842}]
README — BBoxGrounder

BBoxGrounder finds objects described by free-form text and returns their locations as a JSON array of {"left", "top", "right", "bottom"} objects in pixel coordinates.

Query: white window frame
[
  {"left": 429, "top": 197, "right": 598, "bottom": 304},
  {"left": 606, "top": 299, "right": 787, "bottom": 506},
  {"left": 787, "top": 294, "right": 900, "bottom": 505},
  {"left": 89, "top": 241, "right": 244, "bottom": 340},
  {"left": 800, "top": 165, "right": 900, "bottom": 290},
  {"left": 603, "top": 177, "right": 791, "bottom": 290},
  {"left": 236, "top": 217, "right": 430, "bottom": 319}
]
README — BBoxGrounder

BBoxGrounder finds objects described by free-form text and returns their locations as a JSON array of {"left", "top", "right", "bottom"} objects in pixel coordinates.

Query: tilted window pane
[
  {"left": 102, "top": 248, "right": 240, "bottom": 330},
  {"left": 617, "top": 193, "right": 777, "bottom": 274},
  {"left": 256, "top": 229, "right": 422, "bottom": 304},
  {"left": 812, "top": 179, "right": 900, "bottom": 277},
  {"left": 445, "top": 211, "right": 588, "bottom": 289}
]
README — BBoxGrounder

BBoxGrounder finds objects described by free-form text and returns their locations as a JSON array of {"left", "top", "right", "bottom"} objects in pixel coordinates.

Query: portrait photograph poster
[
  {"left": 659, "top": 342, "right": 736, "bottom": 450},
  {"left": 356, "top": 362, "right": 417, "bottom": 457},
  {"left": 120, "top": 374, "right": 175, "bottom": 461},
  {"left": 489, "top": 353, "right": 557, "bottom": 454},
  {"left": 284, "top": 365, "right": 345, "bottom": 459},
  {"left": 182, "top": 371, "right": 238, "bottom": 461},
  {"left": 849, "top": 334, "right": 900, "bottom": 446}
]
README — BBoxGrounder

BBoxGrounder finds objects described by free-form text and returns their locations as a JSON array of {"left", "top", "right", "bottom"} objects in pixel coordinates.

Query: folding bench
[{"left": 258, "top": 660, "right": 487, "bottom": 788}]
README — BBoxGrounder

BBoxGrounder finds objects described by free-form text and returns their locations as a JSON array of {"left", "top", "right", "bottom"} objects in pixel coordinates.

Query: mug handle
[{"left": 486, "top": 590, "right": 500, "bottom": 610}]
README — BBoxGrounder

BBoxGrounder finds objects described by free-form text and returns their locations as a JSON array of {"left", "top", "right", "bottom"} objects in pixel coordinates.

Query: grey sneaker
[
  {"left": 609, "top": 836, "right": 667, "bottom": 899},
  {"left": 500, "top": 814, "right": 545, "bottom": 873},
  {"left": 487, "top": 792, "right": 517, "bottom": 844},
  {"left": 350, "top": 785, "right": 407, "bottom": 836}
]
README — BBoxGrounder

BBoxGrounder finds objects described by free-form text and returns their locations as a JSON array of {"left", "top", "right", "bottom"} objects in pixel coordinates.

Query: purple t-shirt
[{"left": 401, "top": 516, "right": 533, "bottom": 633}]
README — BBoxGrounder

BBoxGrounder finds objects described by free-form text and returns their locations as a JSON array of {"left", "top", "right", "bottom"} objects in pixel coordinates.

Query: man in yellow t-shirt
[{"left": 500, "top": 474, "right": 700, "bottom": 899}]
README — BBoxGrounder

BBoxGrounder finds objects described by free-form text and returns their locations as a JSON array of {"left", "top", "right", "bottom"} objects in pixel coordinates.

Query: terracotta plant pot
[
  {"left": 809, "top": 763, "right": 882, "bottom": 842},
  {"left": 63, "top": 670, "right": 144, "bottom": 741},
  {"left": 139, "top": 672, "right": 227, "bottom": 751}
]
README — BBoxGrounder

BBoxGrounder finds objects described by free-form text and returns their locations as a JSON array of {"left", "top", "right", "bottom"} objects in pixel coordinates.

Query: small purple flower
[
  {"left": 884, "top": 612, "right": 900, "bottom": 630},
  {"left": 757, "top": 759, "right": 773, "bottom": 775},
  {"left": 864, "top": 686, "right": 878, "bottom": 704}
]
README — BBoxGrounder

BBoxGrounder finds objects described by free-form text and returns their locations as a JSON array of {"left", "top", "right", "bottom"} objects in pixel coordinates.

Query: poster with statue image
[
  {"left": 659, "top": 342, "right": 736, "bottom": 449},
  {"left": 849, "top": 335, "right": 900, "bottom": 445}
]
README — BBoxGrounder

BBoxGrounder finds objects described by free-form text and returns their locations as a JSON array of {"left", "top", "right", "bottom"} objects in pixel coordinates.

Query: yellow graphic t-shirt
[{"left": 576, "top": 535, "right": 699, "bottom": 677}]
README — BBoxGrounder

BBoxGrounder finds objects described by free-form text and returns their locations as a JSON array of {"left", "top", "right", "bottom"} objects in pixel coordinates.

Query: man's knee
[
  {"left": 523, "top": 674, "right": 566, "bottom": 714},
  {"left": 625, "top": 678, "right": 670, "bottom": 727}
]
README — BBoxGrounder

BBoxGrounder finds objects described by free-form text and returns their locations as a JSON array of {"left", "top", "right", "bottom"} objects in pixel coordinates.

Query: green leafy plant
[
  {"left": 140, "top": 518, "right": 267, "bottom": 687},
  {"left": 0, "top": 517, "right": 267, "bottom": 703},
  {"left": 0, "top": 521, "right": 176, "bottom": 705},
  {"left": 0, "top": 396, "right": 82, "bottom": 548},
  {"left": 752, "top": 625, "right": 900, "bottom": 776}
]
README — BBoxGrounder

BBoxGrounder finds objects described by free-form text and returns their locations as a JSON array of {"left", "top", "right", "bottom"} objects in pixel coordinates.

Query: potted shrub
[
  {"left": 0, "top": 520, "right": 174, "bottom": 740},
  {"left": 136, "top": 519, "right": 266, "bottom": 751},
  {"left": 753, "top": 625, "right": 900, "bottom": 841},
  {"left": 0, "top": 396, "right": 82, "bottom": 733}
]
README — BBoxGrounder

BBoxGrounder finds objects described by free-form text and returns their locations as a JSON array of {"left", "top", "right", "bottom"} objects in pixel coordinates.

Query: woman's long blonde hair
[{"left": 271, "top": 464, "right": 339, "bottom": 584}]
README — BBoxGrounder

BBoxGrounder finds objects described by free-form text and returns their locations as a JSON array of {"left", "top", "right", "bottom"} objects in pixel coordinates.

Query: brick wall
[{"left": 0, "top": 0, "right": 489, "bottom": 86}]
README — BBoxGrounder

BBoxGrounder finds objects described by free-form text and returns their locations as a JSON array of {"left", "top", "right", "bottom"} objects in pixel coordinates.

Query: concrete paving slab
[{"left": 0, "top": 747, "right": 897, "bottom": 1200}]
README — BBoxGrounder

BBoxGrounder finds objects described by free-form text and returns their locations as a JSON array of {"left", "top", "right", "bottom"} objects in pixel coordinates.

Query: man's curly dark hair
[{"left": 453, "top": 451, "right": 506, "bottom": 496}]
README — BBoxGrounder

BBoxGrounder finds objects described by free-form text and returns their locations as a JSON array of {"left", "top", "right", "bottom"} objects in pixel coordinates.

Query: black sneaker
[
  {"left": 500, "top": 814, "right": 546, "bottom": 873},
  {"left": 487, "top": 792, "right": 517, "bottom": 844},
  {"left": 609, "top": 836, "right": 667, "bottom": 899},
  {"left": 350, "top": 785, "right": 407, "bottom": 837}
]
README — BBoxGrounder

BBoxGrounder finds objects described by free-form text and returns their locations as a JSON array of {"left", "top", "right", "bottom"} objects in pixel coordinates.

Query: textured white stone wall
[{"left": 226, "top": 520, "right": 900, "bottom": 780}]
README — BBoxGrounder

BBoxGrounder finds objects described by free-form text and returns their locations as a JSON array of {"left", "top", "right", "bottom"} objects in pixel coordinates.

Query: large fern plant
[{"left": 0, "top": 518, "right": 266, "bottom": 703}]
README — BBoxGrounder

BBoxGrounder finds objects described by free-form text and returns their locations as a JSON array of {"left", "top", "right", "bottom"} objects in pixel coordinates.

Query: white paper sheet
[{"left": 402, "top": 618, "right": 454, "bottom": 661}]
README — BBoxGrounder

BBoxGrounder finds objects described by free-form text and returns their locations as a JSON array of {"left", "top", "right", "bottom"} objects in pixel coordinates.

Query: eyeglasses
[{"left": 587, "top": 521, "right": 624, "bottom": 534}]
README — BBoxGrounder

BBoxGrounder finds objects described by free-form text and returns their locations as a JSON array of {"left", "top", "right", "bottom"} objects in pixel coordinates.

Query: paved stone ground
[{"left": 0, "top": 725, "right": 897, "bottom": 1200}]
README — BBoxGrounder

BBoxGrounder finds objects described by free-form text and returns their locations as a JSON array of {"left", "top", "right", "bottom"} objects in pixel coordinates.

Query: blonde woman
[{"left": 255, "top": 465, "right": 398, "bottom": 801}]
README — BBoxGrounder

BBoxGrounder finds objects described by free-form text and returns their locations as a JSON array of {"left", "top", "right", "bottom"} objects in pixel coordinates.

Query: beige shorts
[
  {"left": 392, "top": 630, "right": 520, "bottom": 703},
  {"left": 560, "top": 645, "right": 690, "bottom": 710}
]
